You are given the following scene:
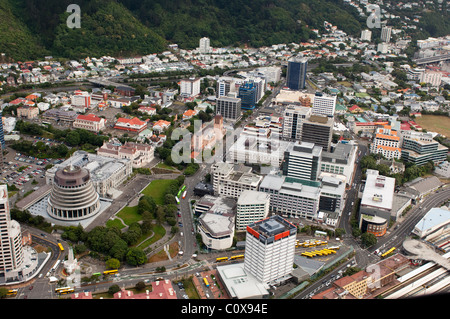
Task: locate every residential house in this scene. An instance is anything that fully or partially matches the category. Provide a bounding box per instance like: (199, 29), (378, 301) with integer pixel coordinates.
(152, 120), (171, 132)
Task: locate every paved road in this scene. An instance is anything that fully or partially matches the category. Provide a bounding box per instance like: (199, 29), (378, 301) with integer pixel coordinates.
(370, 185), (450, 255)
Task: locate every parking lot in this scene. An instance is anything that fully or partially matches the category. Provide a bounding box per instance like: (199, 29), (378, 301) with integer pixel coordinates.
(2, 146), (64, 200)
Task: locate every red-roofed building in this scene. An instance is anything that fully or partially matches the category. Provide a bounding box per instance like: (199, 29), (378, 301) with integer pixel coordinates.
(152, 120), (171, 132)
(73, 114), (107, 132)
(114, 117), (148, 133)
(71, 280), (177, 300)
(113, 280), (177, 299)
(400, 122), (411, 131)
(182, 109), (198, 120)
(8, 98), (28, 106)
(348, 105), (363, 113)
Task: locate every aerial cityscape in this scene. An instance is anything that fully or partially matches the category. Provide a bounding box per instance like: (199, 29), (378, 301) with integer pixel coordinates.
(0, 0), (450, 308)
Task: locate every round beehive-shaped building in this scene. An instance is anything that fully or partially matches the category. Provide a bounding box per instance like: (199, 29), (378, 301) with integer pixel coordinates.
(47, 165), (100, 221)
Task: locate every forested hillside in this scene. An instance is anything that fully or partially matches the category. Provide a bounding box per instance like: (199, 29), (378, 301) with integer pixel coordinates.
(0, 0), (48, 60)
(1, 0), (449, 60)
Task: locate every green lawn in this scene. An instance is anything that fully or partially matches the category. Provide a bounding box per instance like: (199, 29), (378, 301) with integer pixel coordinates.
(106, 218), (126, 229)
(155, 162), (177, 170)
(141, 179), (175, 205)
(136, 224), (166, 249)
(116, 206), (141, 226)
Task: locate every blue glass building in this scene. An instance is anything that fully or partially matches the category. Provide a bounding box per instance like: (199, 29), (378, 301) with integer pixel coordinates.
(238, 82), (257, 110)
(0, 112), (5, 149)
(286, 58), (308, 90)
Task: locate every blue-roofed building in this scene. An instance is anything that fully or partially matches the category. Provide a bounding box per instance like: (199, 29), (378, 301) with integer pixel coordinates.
(412, 207), (450, 247)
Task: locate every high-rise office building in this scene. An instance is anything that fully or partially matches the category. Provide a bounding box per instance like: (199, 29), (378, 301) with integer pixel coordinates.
(286, 57), (308, 90)
(216, 78), (232, 98)
(312, 92), (336, 117)
(259, 175), (321, 220)
(238, 82), (257, 110)
(180, 77), (201, 97)
(282, 141), (322, 182)
(216, 95), (241, 120)
(244, 215), (297, 284)
(301, 114), (334, 152)
(361, 29), (372, 42)
(198, 37), (211, 54)
(282, 105), (311, 141)
(0, 184), (24, 280)
(0, 111), (5, 149)
(401, 131), (448, 166)
(236, 190), (270, 231)
(381, 26), (392, 43)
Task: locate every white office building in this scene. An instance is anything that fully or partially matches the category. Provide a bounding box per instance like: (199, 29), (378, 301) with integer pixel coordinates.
(312, 93), (336, 117)
(420, 71), (442, 87)
(198, 211), (235, 250)
(259, 174), (321, 220)
(198, 37), (211, 54)
(361, 29), (372, 41)
(229, 135), (292, 167)
(180, 77), (201, 97)
(359, 170), (396, 237)
(381, 26), (392, 43)
(282, 141), (322, 181)
(0, 185), (24, 281)
(211, 163), (263, 199)
(281, 105), (311, 141)
(236, 190), (270, 231)
(320, 142), (358, 185)
(244, 215), (297, 285)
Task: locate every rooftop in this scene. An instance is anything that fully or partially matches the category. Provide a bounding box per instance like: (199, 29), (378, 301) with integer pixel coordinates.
(414, 207), (450, 234)
(361, 170), (395, 211)
(237, 190), (270, 206)
(216, 263), (269, 299)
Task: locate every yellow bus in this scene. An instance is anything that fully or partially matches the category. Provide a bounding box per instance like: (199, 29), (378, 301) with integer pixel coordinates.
(229, 254), (244, 260)
(7, 289), (18, 296)
(216, 257), (229, 263)
(381, 247), (396, 258)
(55, 286), (71, 293)
(58, 243), (64, 251)
(59, 288), (74, 294)
(301, 252), (314, 258)
(319, 250), (330, 256)
(103, 269), (118, 275)
(203, 278), (210, 287)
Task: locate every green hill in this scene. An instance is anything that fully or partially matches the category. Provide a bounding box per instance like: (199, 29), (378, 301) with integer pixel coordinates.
(0, 0), (48, 61)
(122, 0), (364, 49)
(1, 0), (449, 61)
